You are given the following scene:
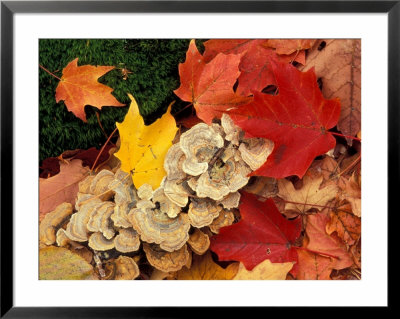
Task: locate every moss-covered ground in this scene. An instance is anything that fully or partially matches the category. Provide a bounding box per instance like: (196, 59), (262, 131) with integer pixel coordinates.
(39, 39), (205, 162)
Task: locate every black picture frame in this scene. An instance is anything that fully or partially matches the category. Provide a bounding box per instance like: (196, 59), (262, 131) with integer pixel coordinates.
(1, 0), (395, 317)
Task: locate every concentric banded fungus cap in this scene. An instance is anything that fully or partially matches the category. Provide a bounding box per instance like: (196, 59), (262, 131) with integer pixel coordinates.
(209, 209), (235, 234)
(143, 243), (189, 272)
(217, 191), (241, 209)
(152, 187), (181, 218)
(162, 178), (190, 208)
(114, 256), (140, 280)
(239, 137), (274, 171)
(129, 205), (190, 252)
(86, 202), (116, 240)
(56, 228), (70, 247)
(114, 228), (140, 253)
(137, 183), (154, 201)
(78, 175), (95, 194)
(75, 193), (96, 210)
(108, 169), (138, 205)
(88, 232), (115, 251)
(221, 113), (242, 146)
(64, 197), (103, 242)
(163, 143), (186, 182)
(180, 123), (224, 176)
(195, 159), (251, 200)
(89, 169), (115, 200)
(187, 229), (210, 255)
(111, 202), (134, 228)
(188, 199), (222, 228)
(39, 202), (73, 245)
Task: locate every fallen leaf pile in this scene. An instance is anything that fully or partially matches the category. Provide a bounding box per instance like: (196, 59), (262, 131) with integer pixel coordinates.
(39, 38), (361, 280)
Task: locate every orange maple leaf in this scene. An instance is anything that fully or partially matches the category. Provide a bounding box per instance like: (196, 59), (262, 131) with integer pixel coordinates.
(55, 58), (125, 122)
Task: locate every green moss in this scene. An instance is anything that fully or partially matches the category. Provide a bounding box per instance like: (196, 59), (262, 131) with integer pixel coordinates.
(39, 39), (203, 162)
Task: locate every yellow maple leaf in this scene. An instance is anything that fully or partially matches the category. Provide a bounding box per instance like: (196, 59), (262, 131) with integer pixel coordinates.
(175, 251), (239, 280)
(234, 259), (294, 280)
(115, 94), (178, 189)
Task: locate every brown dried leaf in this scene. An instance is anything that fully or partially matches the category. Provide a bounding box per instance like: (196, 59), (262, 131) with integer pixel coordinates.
(40, 159), (90, 221)
(300, 39), (361, 144)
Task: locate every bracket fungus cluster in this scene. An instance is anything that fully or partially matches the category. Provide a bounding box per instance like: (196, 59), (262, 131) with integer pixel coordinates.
(39, 114), (274, 279)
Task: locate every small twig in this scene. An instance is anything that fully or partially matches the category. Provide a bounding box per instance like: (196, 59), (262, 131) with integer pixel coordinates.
(39, 64), (62, 81)
(171, 103), (193, 117)
(96, 111), (109, 139)
(333, 154), (361, 179)
(90, 127), (118, 173)
(330, 131), (361, 142)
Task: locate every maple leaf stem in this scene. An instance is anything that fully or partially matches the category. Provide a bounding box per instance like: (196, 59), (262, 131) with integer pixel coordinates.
(293, 246), (339, 259)
(330, 131), (361, 142)
(39, 64), (62, 81)
(334, 153), (361, 178)
(96, 111), (109, 139)
(90, 127), (118, 173)
(171, 103), (193, 117)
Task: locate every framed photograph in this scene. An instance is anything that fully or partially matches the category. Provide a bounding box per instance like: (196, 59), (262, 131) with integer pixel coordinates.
(1, 0), (395, 316)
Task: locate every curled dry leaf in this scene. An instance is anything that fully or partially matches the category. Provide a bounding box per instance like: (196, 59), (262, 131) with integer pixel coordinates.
(39, 159), (90, 221)
(300, 40), (361, 145)
(234, 259), (295, 280)
(305, 211), (354, 271)
(174, 251), (239, 280)
(326, 207), (361, 246)
(277, 175), (339, 215)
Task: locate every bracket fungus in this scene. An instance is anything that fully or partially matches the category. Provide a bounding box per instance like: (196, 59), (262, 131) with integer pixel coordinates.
(111, 202), (134, 228)
(114, 256), (140, 280)
(188, 199), (222, 228)
(88, 232), (115, 251)
(39, 202), (73, 245)
(89, 169), (115, 200)
(137, 183), (154, 201)
(209, 209), (235, 234)
(164, 143), (186, 182)
(180, 123), (224, 176)
(143, 243), (189, 272)
(129, 203), (190, 252)
(221, 113), (242, 146)
(152, 187), (181, 218)
(239, 137), (274, 171)
(86, 201), (116, 240)
(162, 178), (190, 208)
(114, 228), (140, 253)
(64, 197), (103, 242)
(187, 229), (210, 255)
(108, 169), (138, 205)
(217, 191), (241, 209)
(195, 158), (251, 200)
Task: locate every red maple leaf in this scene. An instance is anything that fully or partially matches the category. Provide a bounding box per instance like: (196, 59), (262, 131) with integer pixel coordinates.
(203, 39), (305, 96)
(174, 40), (252, 124)
(228, 59), (341, 179)
(210, 192), (302, 270)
